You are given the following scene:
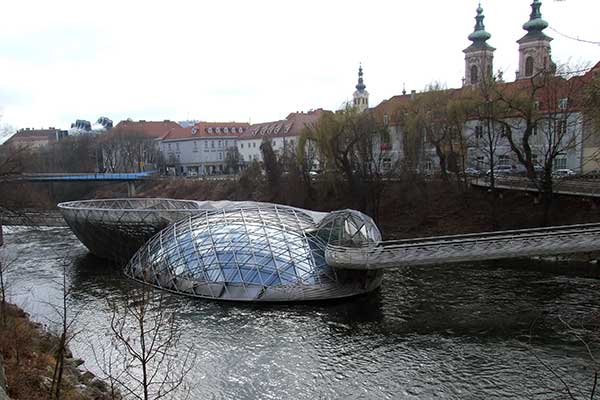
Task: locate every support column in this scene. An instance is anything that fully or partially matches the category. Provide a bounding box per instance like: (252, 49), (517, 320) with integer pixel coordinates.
(127, 181), (137, 197)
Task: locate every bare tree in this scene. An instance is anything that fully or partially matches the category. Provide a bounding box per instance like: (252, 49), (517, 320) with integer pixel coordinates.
(102, 284), (193, 400)
(45, 257), (82, 400)
(299, 104), (389, 219)
(493, 63), (598, 224)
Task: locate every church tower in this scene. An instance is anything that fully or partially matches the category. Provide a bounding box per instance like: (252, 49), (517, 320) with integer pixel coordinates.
(516, 0), (554, 80)
(353, 65), (369, 112)
(463, 3), (495, 86)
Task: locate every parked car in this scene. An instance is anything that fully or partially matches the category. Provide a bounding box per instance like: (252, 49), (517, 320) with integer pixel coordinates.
(552, 168), (576, 179)
(583, 169), (600, 178)
(486, 165), (514, 176)
(463, 167), (481, 177)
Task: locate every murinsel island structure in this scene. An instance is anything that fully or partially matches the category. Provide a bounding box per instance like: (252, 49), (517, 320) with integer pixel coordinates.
(59, 199), (600, 302)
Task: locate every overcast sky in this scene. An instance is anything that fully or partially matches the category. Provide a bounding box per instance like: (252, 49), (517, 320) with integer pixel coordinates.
(0, 0), (598, 133)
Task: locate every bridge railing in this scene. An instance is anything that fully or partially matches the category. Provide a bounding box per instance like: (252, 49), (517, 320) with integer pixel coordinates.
(325, 223), (600, 270)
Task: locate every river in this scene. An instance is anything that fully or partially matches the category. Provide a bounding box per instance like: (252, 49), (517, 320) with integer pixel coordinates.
(1, 225), (599, 399)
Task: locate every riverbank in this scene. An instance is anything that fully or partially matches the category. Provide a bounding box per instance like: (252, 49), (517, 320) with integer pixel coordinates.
(0, 302), (116, 400)
(4, 177), (600, 238)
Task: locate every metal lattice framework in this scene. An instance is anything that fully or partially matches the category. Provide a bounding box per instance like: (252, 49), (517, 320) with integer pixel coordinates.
(326, 223), (600, 269)
(58, 198), (206, 262)
(124, 204), (383, 301)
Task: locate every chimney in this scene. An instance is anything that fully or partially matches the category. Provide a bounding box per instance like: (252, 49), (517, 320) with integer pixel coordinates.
(410, 90), (416, 100)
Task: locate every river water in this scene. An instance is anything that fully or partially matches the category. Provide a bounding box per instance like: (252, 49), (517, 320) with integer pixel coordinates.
(1, 225), (599, 399)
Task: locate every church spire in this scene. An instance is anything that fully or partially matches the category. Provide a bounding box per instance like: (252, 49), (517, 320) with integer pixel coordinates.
(463, 3), (495, 86)
(355, 64), (366, 92)
(468, 3), (492, 45)
(352, 64), (369, 112)
(522, 0), (549, 33)
(516, 0), (553, 79)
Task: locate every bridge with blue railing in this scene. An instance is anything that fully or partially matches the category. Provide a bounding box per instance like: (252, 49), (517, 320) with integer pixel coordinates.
(3, 171), (158, 196)
(18, 171), (157, 182)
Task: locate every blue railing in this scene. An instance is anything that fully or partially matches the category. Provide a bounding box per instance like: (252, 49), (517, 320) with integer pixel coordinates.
(22, 171), (158, 181)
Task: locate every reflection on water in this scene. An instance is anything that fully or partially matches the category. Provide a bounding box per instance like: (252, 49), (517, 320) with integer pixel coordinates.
(1, 226), (599, 399)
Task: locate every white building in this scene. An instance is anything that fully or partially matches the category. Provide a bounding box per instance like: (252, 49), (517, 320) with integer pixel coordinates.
(237, 109), (325, 165)
(160, 122), (249, 175)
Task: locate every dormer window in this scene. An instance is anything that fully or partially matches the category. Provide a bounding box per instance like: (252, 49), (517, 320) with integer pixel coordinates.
(215, 127), (221, 134)
(238, 127), (244, 134)
(192, 127), (198, 135)
(207, 127), (213, 134)
(559, 98), (568, 110)
(223, 127), (229, 134)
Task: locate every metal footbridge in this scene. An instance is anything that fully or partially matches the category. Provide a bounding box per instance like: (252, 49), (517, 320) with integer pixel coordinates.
(326, 223), (600, 269)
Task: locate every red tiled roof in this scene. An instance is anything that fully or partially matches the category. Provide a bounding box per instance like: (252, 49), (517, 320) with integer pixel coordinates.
(4, 128), (64, 146)
(239, 109), (326, 140)
(372, 61), (600, 123)
(162, 122), (250, 140)
(113, 120), (182, 139)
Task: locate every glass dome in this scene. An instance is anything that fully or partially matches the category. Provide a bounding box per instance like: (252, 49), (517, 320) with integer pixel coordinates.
(125, 204), (383, 301)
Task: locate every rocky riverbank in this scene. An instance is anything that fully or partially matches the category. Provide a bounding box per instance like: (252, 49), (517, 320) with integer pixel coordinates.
(0, 303), (117, 400)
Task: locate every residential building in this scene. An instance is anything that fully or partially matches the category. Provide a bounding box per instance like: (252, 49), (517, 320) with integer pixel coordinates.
(237, 109), (324, 166)
(3, 127), (68, 149)
(160, 122), (250, 175)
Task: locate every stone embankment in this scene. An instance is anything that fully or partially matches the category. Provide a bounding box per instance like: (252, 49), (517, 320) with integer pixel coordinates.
(0, 354), (7, 400)
(0, 304), (118, 400)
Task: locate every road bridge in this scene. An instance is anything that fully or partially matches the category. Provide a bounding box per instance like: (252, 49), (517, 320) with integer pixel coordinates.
(326, 223), (600, 269)
(4, 171), (157, 196)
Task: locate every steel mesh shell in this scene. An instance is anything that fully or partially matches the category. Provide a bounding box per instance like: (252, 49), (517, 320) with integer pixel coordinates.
(58, 198), (205, 262)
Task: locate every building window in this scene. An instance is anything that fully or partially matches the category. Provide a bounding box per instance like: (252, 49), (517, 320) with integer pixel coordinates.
(241, 143), (244, 149)
(383, 114), (389, 126)
(559, 98), (569, 110)
(475, 125), (483, 139)
(499, 155), (510, 166)
(211, 141), (214, 148)
(383, 158), (392, 171)
(219, 152), (223, 160)
(476, 156), (485, 169)
(205, 140), (208, 148)
(253, 142), (256, 148)
(470, 65), (478, 84)
(555, 154), (567, 169)
(525, 56), (534, 77)
(499, 124), (507, 137)
(218, 140), (222, 147)
(557, 119), (567, 135)
(168, 143), (171, 150)
(193, 141), (198, 152)
(176, 143), (180, 151)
